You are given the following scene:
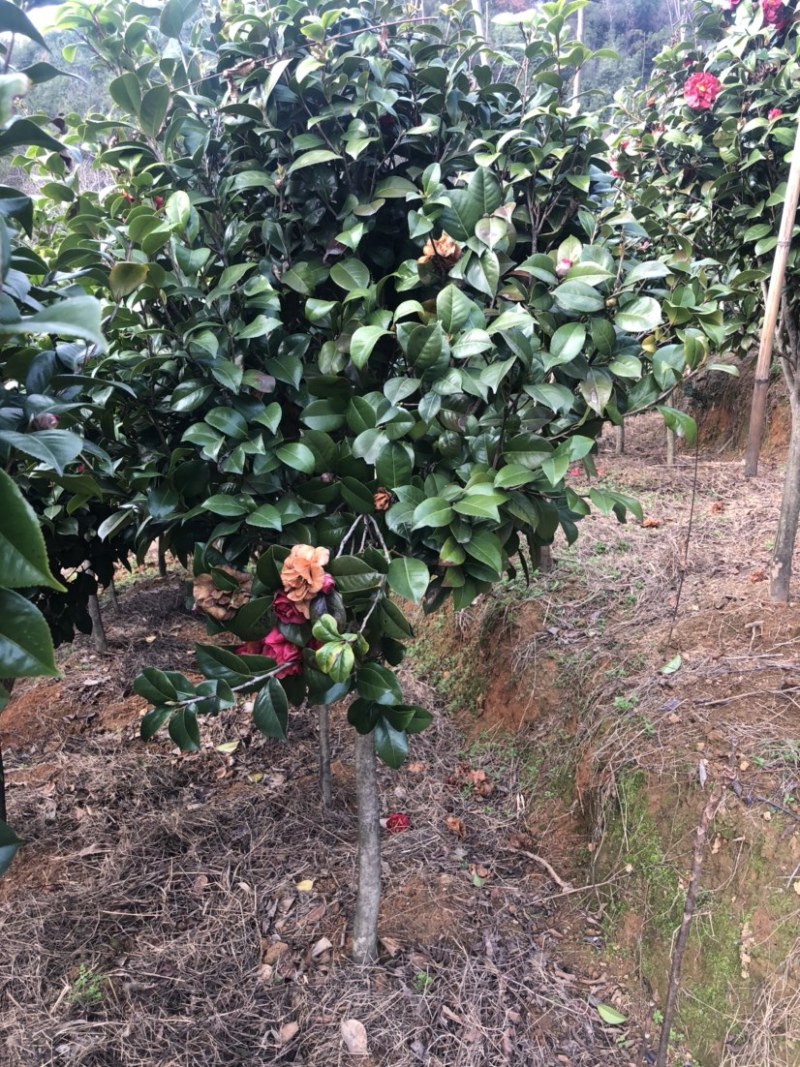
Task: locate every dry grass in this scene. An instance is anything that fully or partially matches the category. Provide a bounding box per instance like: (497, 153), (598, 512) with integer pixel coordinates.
(0, 670), (637, 1067)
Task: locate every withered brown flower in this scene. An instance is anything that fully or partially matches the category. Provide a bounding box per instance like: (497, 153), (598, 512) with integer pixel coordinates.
(373, 488), (393, 512)
(193, 566), (252, 622)
(280, 544), (332, 617)
(417, 232), (462, 269)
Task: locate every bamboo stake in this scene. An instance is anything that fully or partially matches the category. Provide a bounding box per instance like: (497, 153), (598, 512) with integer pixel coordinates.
(744, 116), (800, 477)
(572, 3), (585, 113)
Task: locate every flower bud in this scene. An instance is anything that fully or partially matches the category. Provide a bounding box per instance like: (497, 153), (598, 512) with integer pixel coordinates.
(555, 258), (573, 278)
(33, 413), (59, 430)
(308, 594), (329, 621)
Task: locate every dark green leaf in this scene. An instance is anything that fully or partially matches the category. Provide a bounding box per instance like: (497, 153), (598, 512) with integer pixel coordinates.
(387, 557), (429, 603)
(169, 708), (201, 751)
(0, 589), (58, 679)
(374, 717), (408, 768)
(252, 678), (289, 738)
(0, 818), (22, 878)
(356, 663), (402, 706)
(0, 469), (64, 590)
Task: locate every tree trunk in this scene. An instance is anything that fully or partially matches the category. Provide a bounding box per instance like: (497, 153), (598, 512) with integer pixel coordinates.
(0, 678), (16, 823)
(571, 4), (584, 112)
(352, 730), (381, 965)
(87, 594), (108, 653)
(666, 427), (675, 467)
(615, 422), (625, 455)
(0, 732), (6, 822)
(539, 545), (554, 574)
(318, 704), (332, 812)
(745, 116), (800, 477)
(770, 376), (800, 602)
(107, 577), (120, 615)
(157, 537), (168, 578)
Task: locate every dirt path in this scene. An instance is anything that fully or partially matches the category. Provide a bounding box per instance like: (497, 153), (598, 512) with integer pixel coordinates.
(2, 417), (800, 1066)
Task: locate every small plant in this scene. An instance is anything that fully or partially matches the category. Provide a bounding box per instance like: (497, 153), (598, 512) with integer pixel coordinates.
(414, 971), (434, 994)
(68, 964), (106, 1006)
(613, 694), (639, 713)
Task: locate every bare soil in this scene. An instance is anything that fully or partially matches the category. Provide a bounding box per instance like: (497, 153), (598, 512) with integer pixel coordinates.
(2, 414), (800, 1066)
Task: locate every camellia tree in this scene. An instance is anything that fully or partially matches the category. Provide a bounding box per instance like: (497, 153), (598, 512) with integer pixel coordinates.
(51, 0), (723, 959)
(610, 0), (800, 599)
(0, 1), (111, 871)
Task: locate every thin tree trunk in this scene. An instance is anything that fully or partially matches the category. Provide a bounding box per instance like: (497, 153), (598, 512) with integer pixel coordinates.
(0, 678), (16, 824)
(352, 730), (381, 965)
(318, 704), (332, 811)
(0, 732), (6, 822)
(572, 4), (585, 113)
(87, 594), (108, 653)
(615, 422), (625, 455)
(157, 537), (168, 578)
(539, 545), (554, 573)
(107, 577), (120, 615)
(770, 376), (800, 602)
(745, 116), (800, 477)
(655, 793), (720, 1067)
(666, 427), (675, 466)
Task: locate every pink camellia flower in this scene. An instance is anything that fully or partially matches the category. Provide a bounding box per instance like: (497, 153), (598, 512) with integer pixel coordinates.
(321, 574), (335, 594)
(555, 258), (573, 277)
(762, 0), (786, 26)
(727, 0), (743, 7)
(33, 413), (60, 430)
(272, 591), (306, 626)
(768, 107), (783, 120)
(261, 627), (303, 678)
(684, 72), (722, 111)
(385, 813), (410, 833)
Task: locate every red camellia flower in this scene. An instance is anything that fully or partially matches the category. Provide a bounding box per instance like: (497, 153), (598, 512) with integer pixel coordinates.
(684, 72), (722, 111)
(727, 0), (743, 7)
(768, 108), (783, 120)
(385, 813), (410, 833)
(261, 628), (303, 678)
(235, 640), (263, 656)
(272, 591), (306, 625)
(321, 573), (336, 594)
(762, 0), (786, 26)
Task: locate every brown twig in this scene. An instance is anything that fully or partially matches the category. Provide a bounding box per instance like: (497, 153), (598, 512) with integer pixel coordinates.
(666, 433), (700, 647)
(695, 685), (800, 708)
(655, 790), (721, 1067)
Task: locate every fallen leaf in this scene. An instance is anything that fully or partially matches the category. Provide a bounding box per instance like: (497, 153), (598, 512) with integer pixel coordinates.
(311, 936), (333, 958)
(660, 654), (682, 675)
(748, 567), (768, 583)
(296, 879), (315, 892)
(300, 902), (327, 927)
(441, 1005), (464, 1025)
(215, 740), (239, 754)
(710, 501), (725, 514)
(445, 816), (466, 838)
(263, 941), (289, 965)
(379, 935), (402, 957)
(793, 881), (800, 896)
(596, 1003), (627, 1026)
(641, 517), (661, 529)
(279, 1021), (299, 1044)
(145, 634), (157, 643)
(407, 761), (427, 774)
(248, 772), (264, 783)
(341, 1018), (368, 1056)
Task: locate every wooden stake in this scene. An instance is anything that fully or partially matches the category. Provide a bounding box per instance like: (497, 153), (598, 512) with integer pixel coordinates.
(744, 116), (800, 477)
(655, 791), (721, 1067)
